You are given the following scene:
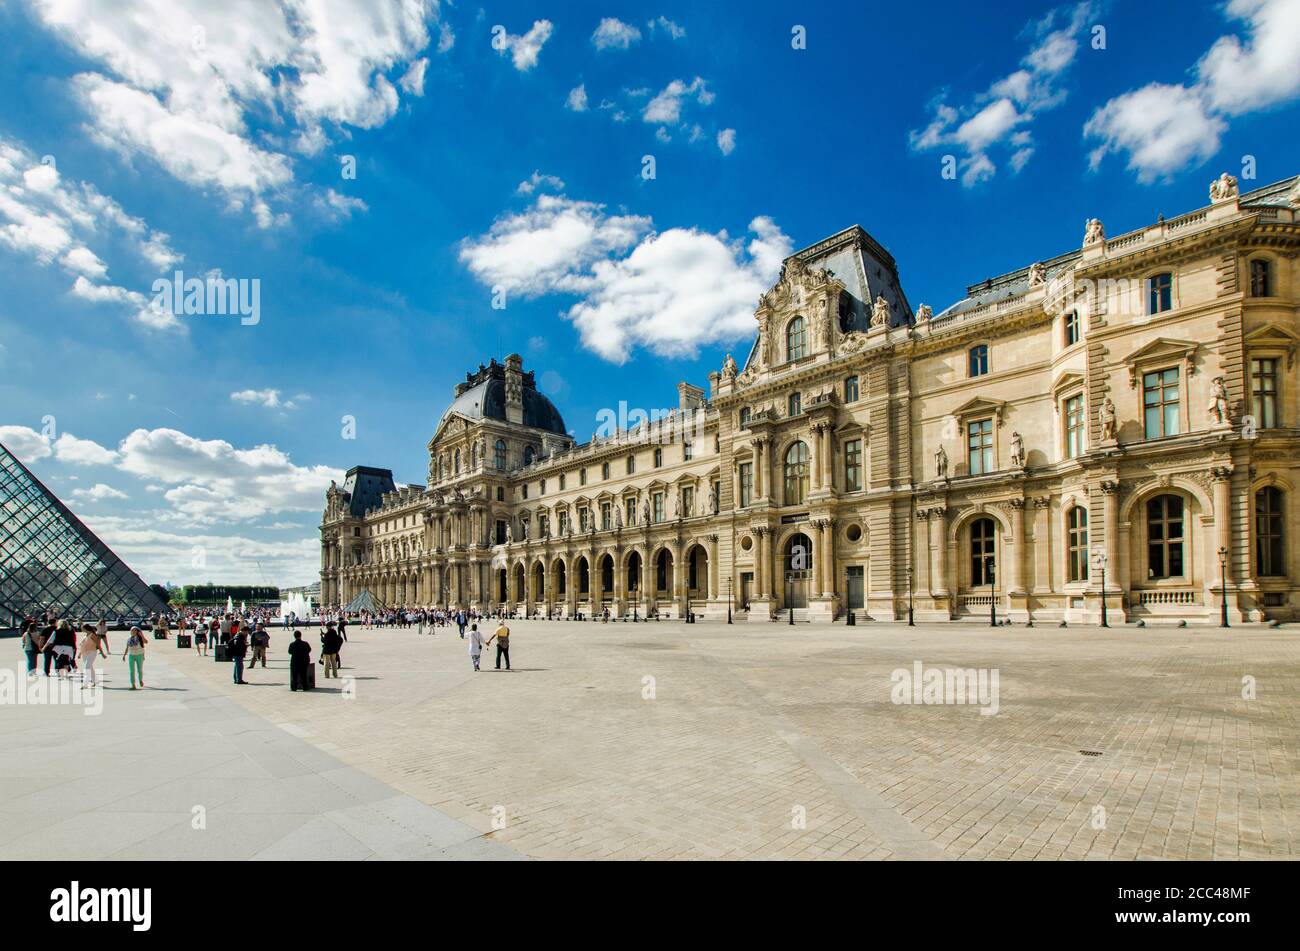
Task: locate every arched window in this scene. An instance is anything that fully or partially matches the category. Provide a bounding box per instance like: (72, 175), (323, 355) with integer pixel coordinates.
(1250, 258), (1272, 298)
(971, 517), (996, 587)
(494, 440), (507, 470)
(1256, 487), (1285, 576)
(656, 550), (670, 592)
(784, 441), (810, 505)
(1146, 495), (1185, 579)
(1067, 506), (1089, 582)
(787, 316), (808, 362)
(523, 445), (535, 467)
(969, 345), (989, 377)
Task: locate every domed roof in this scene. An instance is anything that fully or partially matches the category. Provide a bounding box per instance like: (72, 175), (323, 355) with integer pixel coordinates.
(440, 359), (567, 435)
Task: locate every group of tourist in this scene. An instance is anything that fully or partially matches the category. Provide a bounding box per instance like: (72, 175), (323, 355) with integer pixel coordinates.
(17, 612), (150, 689)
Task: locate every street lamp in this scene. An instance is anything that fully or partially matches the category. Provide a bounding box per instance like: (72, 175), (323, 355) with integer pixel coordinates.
(1218, 546), (1230, 628)
(727, 577), (733, 624)
(907, 564), (915, 627)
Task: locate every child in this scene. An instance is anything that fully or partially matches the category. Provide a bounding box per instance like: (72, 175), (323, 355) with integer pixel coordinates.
(467, 623), (484, 671)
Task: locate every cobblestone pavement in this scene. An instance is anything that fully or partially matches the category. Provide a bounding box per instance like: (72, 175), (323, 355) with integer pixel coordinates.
(10, 620), (1297, 860)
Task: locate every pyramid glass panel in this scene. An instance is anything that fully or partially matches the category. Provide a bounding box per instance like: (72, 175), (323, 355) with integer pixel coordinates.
(0, 441), (167, 629)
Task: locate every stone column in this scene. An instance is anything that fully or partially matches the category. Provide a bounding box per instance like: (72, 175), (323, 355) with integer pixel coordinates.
(822, 426), (833, 490)
(812, 520), (825, 595)
(1100, 481), (1119, 588)
(708, 534), (720, 600)
(752, 439), (766, 500)
(1212, 466), (1234, 585)
(754, 528), (767, 599)
(822, 518), (835, 597)
(810, 426), (823, 490)
(932, 508), (949, 596)
(769, 529), (781, 600)
(1008, 498), (1026, 595)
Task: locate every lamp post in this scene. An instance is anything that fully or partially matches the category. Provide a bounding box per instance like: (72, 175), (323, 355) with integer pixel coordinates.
(631, 573), (639, 623)
(989, 577), (997, 627)
(727, 577), (733, 624)
(907, 564), (915, 627)
(1218, 546), (1230, 628)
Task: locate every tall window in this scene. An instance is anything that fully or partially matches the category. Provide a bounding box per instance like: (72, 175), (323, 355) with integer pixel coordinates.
(625, 497), (637, 525)
(739, 462), (753, 507)
(1143, 369), (1180, 438)
(494, 440), (507, 470)
(739, 407), (751, 427)
(788, 392), (801, 417)
(969, 345), (989, 377)
(454, 449), (460, 474)
(1251, 357), (1278, 429)
(626, 455), (636, 475)
(653, 447), (663, 468)
(1256, 487), (1285, 576)
(1067, 506), (1089, 582)
(683, 441), (694, 462)
(1064, 311), (1080, 347)
(601, 461), (610, 480)
(523, 445), (535, 466)
(579, 469), (587, 486)
(1147, 495), (1185, 579)
(787, 316), (808, 361)
(1065, 394), (1085, 458)
(967, 419), (994, 474)
(1147, 272), (1172, 314)
(652, 492), (665, 523)
(971, 518), (996, 587)
(844, 439), (862, 491)
(601, 502), (612, 531)
(1250, 258), (1272, 298)
(682, 486), (694, 515)
(784, 441), (810, 505)
(844, 375), (860, 402)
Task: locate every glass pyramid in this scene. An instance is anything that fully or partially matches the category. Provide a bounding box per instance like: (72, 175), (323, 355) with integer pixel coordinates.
(0, 440), (167, 629)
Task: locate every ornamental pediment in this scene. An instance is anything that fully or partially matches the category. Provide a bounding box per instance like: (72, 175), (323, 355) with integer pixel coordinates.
(1122, 337), (1199, 387)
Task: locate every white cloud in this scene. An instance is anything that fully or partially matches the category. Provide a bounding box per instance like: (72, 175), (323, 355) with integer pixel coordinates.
(643, 77), (713, 125)
(717, 128), (737, 155)
(73, 483), (129, 501)
(54, 433), (118, 465)
(648, 16), (686, 39)
(399, 57), (429, 96)
(30, 0), (443, 224)
(437, 22), (455, 54)
(496, 20), (554, 71)
(231, 389), (284, 408)
(115, 427), (343, 523)
(461, 195), (791, 363)
(1084, 83), (1226, 183)
(314, 187), (369, 221)
(1085, 0), (1300, 181)
(566, 83), (589, 112)
(909, 1), (1096, 185)
(0, 425), (53, 463)
(515, 171), (566, 195)
(592, 17), (641, 50)
(459, 194), (651, 296)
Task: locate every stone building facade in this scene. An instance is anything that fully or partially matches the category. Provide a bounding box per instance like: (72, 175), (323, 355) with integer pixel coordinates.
(322, 172), (1300, 624)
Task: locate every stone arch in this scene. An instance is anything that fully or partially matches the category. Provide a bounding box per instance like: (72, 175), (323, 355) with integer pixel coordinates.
(683, 542), (709, 598)
(574, 555), (591, 599)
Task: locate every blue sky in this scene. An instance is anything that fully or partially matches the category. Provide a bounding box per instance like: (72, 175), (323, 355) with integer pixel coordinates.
(1, 0), (1298, 586)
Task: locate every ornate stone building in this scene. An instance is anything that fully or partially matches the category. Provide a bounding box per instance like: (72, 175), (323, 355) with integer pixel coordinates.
(322, 172), (1300, 624)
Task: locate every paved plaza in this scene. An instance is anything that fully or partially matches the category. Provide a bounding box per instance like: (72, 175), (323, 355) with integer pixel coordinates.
(2, 619), (1296, 860)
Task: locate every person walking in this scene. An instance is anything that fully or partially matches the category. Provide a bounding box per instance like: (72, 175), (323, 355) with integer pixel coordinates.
(38, 616), (57, 676)
(338, 614), (348, 642)
(456, 609), (467, 639)
(288, 631), (312, 690)
(78, 623), (108, 687)
(486, 619), (511, 671)
(19, 618), (40, 678)
(249, 624), (269, 669)
(467, 622), (484, 671)
(228, 626), (249, 684)
(194, 617), (208, 656)
(122, 627), (148, 689)
(48, 620), (78, 679)
(320, 623), (343, 679)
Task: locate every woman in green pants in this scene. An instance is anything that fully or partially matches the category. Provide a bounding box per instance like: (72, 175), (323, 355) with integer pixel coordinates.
(122, 626), (149, 689)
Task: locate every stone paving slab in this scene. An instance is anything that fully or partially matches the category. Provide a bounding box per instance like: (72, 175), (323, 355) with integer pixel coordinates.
(4, 619), (1296, 860)
(0, 650), (521, 861)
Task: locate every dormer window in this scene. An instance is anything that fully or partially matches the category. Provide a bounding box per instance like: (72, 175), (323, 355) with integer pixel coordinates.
(787, 316), (808, 361)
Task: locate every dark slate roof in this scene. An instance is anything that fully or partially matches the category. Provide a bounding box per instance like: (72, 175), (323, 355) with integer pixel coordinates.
(1241, 174), (1299, 207)
(342, 466), (396, 518)
(440, 359), (567, 435)
(792, 224), (913, 333)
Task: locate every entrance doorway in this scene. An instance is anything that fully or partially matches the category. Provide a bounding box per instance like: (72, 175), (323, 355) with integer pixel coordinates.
(846, 566), (864, 609)
(784, 532), (812, 609)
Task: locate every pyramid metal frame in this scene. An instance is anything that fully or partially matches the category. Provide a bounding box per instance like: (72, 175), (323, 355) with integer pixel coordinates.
(0, 440), (167, 629)
(343, 588), (385, 614)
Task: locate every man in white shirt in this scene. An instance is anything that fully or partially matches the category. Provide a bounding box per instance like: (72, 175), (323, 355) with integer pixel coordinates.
(467, 623), (484, 671)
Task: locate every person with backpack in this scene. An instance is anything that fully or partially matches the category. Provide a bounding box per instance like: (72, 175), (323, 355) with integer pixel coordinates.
(228, 626), (249, 684)
(485, 619), (511, 671)
(122, 627), (149, 689)
(320, 623), (343, 679)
